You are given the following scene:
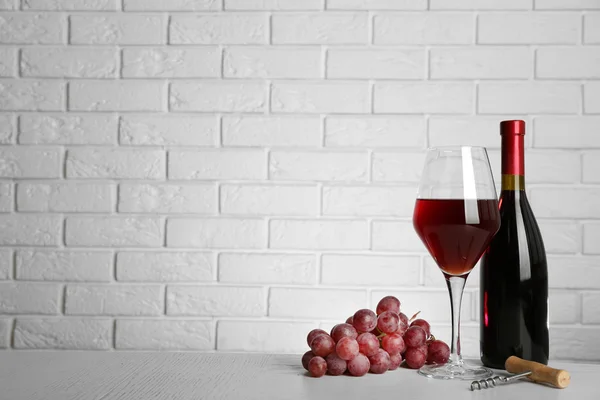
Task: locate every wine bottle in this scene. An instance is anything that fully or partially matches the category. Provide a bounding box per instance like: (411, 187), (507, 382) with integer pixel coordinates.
(480, 120), (549, 369)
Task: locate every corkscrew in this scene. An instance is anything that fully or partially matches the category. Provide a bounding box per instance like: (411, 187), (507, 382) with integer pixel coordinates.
(470, 356), (570, 391)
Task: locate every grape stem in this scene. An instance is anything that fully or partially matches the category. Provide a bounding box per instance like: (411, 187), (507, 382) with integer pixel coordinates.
(409, 311), (421, 323)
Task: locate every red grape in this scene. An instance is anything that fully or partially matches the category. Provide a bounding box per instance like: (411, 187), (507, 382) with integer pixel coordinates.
(405, 346), (427, 369)
(377, 311), (400, 334)
(395, 320), (409, 336)
(388, 352), (403, 370)
(310, 334), (335, 357)
(301, 350), (315, 371)
(381, 332), (405, 355)
(403, 326), (426, 348)
(398, 312), (409, 327)
(376, 296), (401, 315)
(427, 340), (450, 365)
(331, 323), (358, 343)
(336, 337), (359, 361)
(347, 354), (370, 377)
(352, 309), (377, 333)
(326, 353), (347, 376)
(356, 332), (379, 357)
(308, 356), (327, 377)
(410, 319), (431, 338)
(307, 329), (328, 347)
(368, 349), (391, 374)
(346, 316), (354, 325)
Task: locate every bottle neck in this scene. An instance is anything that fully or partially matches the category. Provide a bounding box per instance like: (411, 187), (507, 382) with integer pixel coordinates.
(501, 133), (525, 191)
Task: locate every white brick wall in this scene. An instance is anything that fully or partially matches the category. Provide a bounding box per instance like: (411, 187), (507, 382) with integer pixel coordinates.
(0, 1), (598, 361)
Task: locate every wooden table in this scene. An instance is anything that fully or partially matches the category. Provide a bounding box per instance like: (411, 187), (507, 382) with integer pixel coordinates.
(0, 352), (596, 399)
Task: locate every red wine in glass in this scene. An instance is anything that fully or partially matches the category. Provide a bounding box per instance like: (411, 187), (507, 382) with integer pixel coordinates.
(413, 199), (500, 277)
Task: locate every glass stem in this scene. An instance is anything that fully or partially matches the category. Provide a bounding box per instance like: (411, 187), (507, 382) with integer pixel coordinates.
(446, 276), (466, 365)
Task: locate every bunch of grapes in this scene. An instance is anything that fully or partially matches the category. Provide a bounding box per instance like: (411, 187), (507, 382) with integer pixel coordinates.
(301, 295), (450, 378)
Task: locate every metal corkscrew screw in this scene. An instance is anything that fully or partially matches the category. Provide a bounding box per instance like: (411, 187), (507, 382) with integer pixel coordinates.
(470, 371), (532, 391)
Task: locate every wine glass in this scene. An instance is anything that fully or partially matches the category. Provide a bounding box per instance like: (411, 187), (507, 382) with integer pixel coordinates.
(413, 146), (500, 380)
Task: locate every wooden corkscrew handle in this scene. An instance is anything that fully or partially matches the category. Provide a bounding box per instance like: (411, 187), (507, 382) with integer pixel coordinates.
(505, 356), (571, 389)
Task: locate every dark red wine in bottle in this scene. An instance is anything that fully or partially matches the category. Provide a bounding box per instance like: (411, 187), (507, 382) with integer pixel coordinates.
(480, 120), (549, 369)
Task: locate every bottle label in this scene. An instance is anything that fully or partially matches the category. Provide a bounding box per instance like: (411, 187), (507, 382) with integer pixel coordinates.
(501, 174), (525, 191)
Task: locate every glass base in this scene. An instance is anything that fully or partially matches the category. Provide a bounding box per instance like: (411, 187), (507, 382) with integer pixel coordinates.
(418, 361), (493, 381)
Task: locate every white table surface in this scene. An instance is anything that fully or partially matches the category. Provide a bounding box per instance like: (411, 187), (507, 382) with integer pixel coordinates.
(0, 352), (596, 400)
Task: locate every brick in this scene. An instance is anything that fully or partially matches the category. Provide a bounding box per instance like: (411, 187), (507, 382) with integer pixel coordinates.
(14, 318), (112, 349)
(584, 224), (600, 254)
(534, 117), (600, 148)
(16, 250), (113, 282)
(585, 13), (600, 43)
(536, 0), (600, 9)
(66, 148), (165, 179)
(222, 116), (321, 147)
(537, 48), (600, 79)
(270, 219), (368, 250)
(125, 0), (220, 10)
(583, 293), (600, 323)
(17, 183), (113, 212)
(550, 291), (579, 324)
(117, 320), (214, 350)
(270, 151), (368, 182)
(219, 253), (316, 285)
(70, 15), (164, 45)
(69, 81), (164, 112)
(120, 115), (216, 146)
(0, 114), (15, 143)
(525, 151), (581, 183)
(226, 0), (321, 9)
(0, 81), (64, 111)
(374, 83), (473, 114)
(123, 47), (220, 78)
(585, 82), (600, 113)
(0, 318), (8, 348)
(431, 47), (530, 79)
(0, 215), (60, 246)
(170, 14), (267, 44)
(374, 13), (473, 44)
(0, 147), (61, 178)
(323, 186), (415, 217)
(327, 49), (424, 79)
(167, 218), (266, 249)
(378, 290), (473, 323)
(221, 184), (318, 216)
(225, 47), (320, 79)
(430, 0), (530, 9)
(550, 327), (600, 361)
(272, 82), (369, 114)
(0, 250), (10, 279)
(66, 284), (163, 316)
(169, 149), (266, 180)
(170, 81), (266, 112)
(0, 182), (13, 211)
(584, 152), (600, 182)
(328, 0), (426, 9)
(66, 217), (164, 247)
(372, 152), (425, 183)
(429, 117), (526, 148)
(21, 47), (117, 78)
(0, 0), (16, 9)
(20, 114), (117, 145)
(478, 13), (579, 44)
(0, 47), (16, 77)
(0, 13), (63, 44)
(322, 255), (420, 287)
(548, 256), (600, 289)
(372, 221), (424, 251)
(424, 257), (479, 288)
(24, 0), (117, 9)
(325, 117), (425, 148)
(538, 221), (580, 254)
(119, 184), (216, 214)
(218, 321), (313, 353)
(270, 288), (367, 319)
(167, 285), (265, 316)
(0, 282), (60, 314)
(117, 252), (213, 282)
(531, 188), (600, 219)
(479, 83), (580, 114)
(273, 13), (367, 44)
